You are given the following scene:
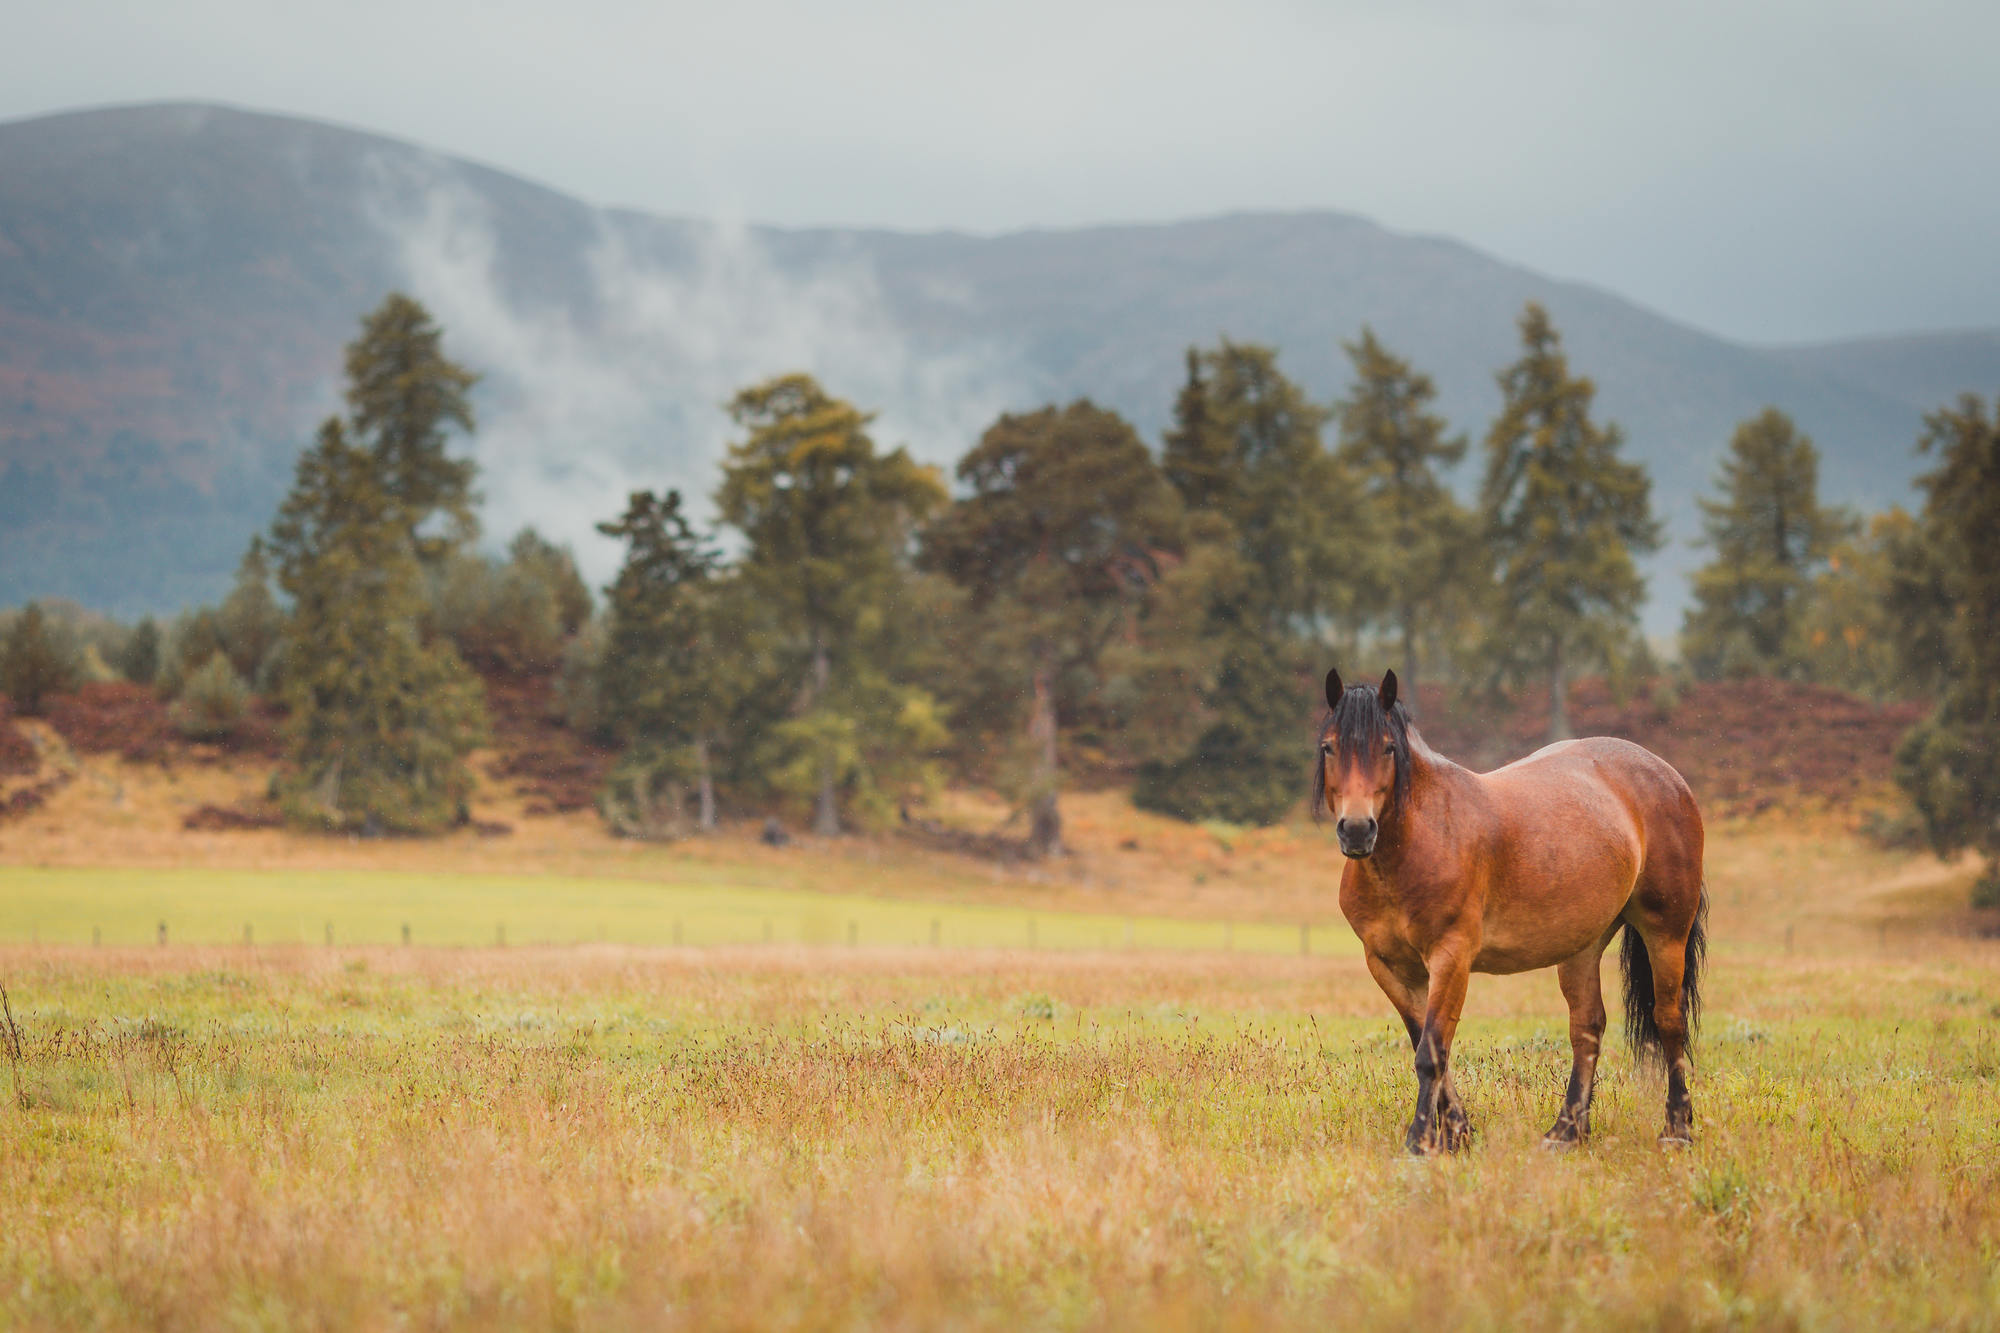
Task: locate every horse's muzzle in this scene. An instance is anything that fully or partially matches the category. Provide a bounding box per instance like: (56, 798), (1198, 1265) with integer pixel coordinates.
(1336, 817), (1378, 859)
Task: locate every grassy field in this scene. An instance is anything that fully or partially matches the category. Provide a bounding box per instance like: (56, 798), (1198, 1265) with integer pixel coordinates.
(4, 747), (1999, 1328)
(1, 942), (1997, 1330)
(0, 865), (1341, 955)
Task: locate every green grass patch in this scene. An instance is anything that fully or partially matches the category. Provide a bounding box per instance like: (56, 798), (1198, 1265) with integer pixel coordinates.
(0, 865), (1349, 955)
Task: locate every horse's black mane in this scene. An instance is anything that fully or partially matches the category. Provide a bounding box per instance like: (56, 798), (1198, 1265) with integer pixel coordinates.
(1311, 684), (1413, 820)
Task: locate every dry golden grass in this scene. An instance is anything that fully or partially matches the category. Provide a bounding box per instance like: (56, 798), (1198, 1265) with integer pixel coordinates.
(2, 943), (1997, 1331)
(5, 746), (2000, 1328)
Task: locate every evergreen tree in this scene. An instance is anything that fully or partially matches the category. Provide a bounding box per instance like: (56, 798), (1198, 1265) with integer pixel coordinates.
(117, 616), (162, 686)
(922, 401), (1181, 856)
(1481, 304), (1661, 741)
(268, 419), (487, 833)
(1334, 328), (1476, 707)
(595, 489), (729, 837)
(1, 603), (79, 716)
(507, 528), (592, 634)
(430, 536), (574, 675)
(1893, 395), (2000, 904)
(1129, 543), (1306, 825)
(1793, 510), (1935, 698)
(172, 653), (249, 742)
(1162, 340), (1347, 628)
(1161, 349), (1232, 511)
(1141, 341), (1350, 824)
(158, 607), (227, 699)
(343, 293), (480, 558)
(716, 374), (947, 835)
(1681, 409), (1851, 678)
(217, 537), (287, 684)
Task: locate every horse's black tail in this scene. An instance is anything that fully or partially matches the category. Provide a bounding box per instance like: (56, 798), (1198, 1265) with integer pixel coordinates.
(1620, 886), (1707, 1063)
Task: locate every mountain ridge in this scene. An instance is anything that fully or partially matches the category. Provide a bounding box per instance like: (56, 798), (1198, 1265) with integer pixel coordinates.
(3, 101), (1997, 629)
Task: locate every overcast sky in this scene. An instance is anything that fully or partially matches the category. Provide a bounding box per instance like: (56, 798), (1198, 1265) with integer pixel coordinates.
(6, 0), (1997, 344)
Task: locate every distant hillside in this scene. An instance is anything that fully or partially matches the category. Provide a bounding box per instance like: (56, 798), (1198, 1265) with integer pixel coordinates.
(2, 102), (1994, 627)
(1767, 329), (2000, 424)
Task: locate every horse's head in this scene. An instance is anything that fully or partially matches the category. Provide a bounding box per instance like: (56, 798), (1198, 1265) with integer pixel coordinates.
(1314, 668), (1411, 859)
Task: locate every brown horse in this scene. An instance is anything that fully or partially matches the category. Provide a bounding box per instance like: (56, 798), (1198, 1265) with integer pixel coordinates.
(1316, 668), (1707, 1154)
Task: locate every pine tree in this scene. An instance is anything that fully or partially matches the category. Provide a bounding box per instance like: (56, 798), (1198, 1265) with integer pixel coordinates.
(1794, 510), (1941, 698)
(922, 401), (1181, 855)
(1142, 341), (1351, 825)
(217, 537), (286, 684)
(172, 653), (249, 741)
(1, 603), (79, 716)
(257, 293), (489, 832)
(1334, 328), (1476, 708)
(1681, 409), (1851, 679)
(1163, 340), (1347, 628)
(1892, 395), (2000, 905)
(595, 489), (729, 837)
(343, 293), (480, 558)
(716, 374), (947, 835)
(268, 419), (487, 833)
(506, 528), (592, 635)
(157, 608), (227, 699)
(429, 531), (583, 676)
(1129, 546), (1306, 825)
(1161, 349), (1232, 512)
(1481, 304), (1661, 741)
(117, 616), (162, 686)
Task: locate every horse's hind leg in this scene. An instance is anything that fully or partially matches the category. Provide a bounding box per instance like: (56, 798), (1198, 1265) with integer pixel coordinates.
(1641, 927), (1696, 1144)
(1543, 929), (1616, 1146)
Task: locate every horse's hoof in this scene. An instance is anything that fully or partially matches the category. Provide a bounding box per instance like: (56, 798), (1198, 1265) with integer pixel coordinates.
(1658, 1131), (1693, 1149)
(1542, 1112), (1587, 1147)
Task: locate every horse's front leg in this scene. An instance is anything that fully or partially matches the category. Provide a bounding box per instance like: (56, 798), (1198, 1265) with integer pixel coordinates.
(1364, 950), (1471, 1146)
(1408, 941), (1474, 1156)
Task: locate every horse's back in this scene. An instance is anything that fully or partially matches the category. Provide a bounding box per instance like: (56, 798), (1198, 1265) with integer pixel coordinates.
(1461, 737), (1702, 972)
(1485, 736), (1695, 830)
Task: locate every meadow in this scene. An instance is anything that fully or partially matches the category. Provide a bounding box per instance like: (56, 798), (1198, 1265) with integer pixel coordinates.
(0, 865), (1334, 956)
(2, 938), (1997, 1331)
(3, 756), (1999, 1328)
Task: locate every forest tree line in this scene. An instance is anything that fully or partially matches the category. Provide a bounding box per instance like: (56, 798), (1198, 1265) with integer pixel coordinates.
(4, 293), (1997, 895)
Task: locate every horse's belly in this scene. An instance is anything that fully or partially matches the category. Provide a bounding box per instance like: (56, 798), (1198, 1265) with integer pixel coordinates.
(1472, 891), (1622, 974)
(1469, 789), (1644, 973)
(1470, 929), (1598, 975)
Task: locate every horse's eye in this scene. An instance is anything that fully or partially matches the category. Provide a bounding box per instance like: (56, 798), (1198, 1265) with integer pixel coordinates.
(1319, 742), (1333, 755)
(1384, 742), (1396, 755)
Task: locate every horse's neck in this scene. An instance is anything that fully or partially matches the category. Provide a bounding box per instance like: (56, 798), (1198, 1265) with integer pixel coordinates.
(1375, 741), (1472, 875)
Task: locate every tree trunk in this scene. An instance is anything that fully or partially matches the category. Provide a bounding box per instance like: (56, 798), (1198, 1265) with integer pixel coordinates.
(1548, 636), (1572, 743)
(811, 637), (840, 837)
(1026, 648), (1062, 858)
(695, 735), (716, 833)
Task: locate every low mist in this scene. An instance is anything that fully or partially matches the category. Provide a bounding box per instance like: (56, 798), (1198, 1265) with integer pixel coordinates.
(371, 164), (1029, 580)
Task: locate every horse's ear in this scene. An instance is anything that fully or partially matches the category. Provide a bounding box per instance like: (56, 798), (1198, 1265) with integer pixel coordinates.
(1379, 669), (1398, 712)
(1324, 668), (1343, 711)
